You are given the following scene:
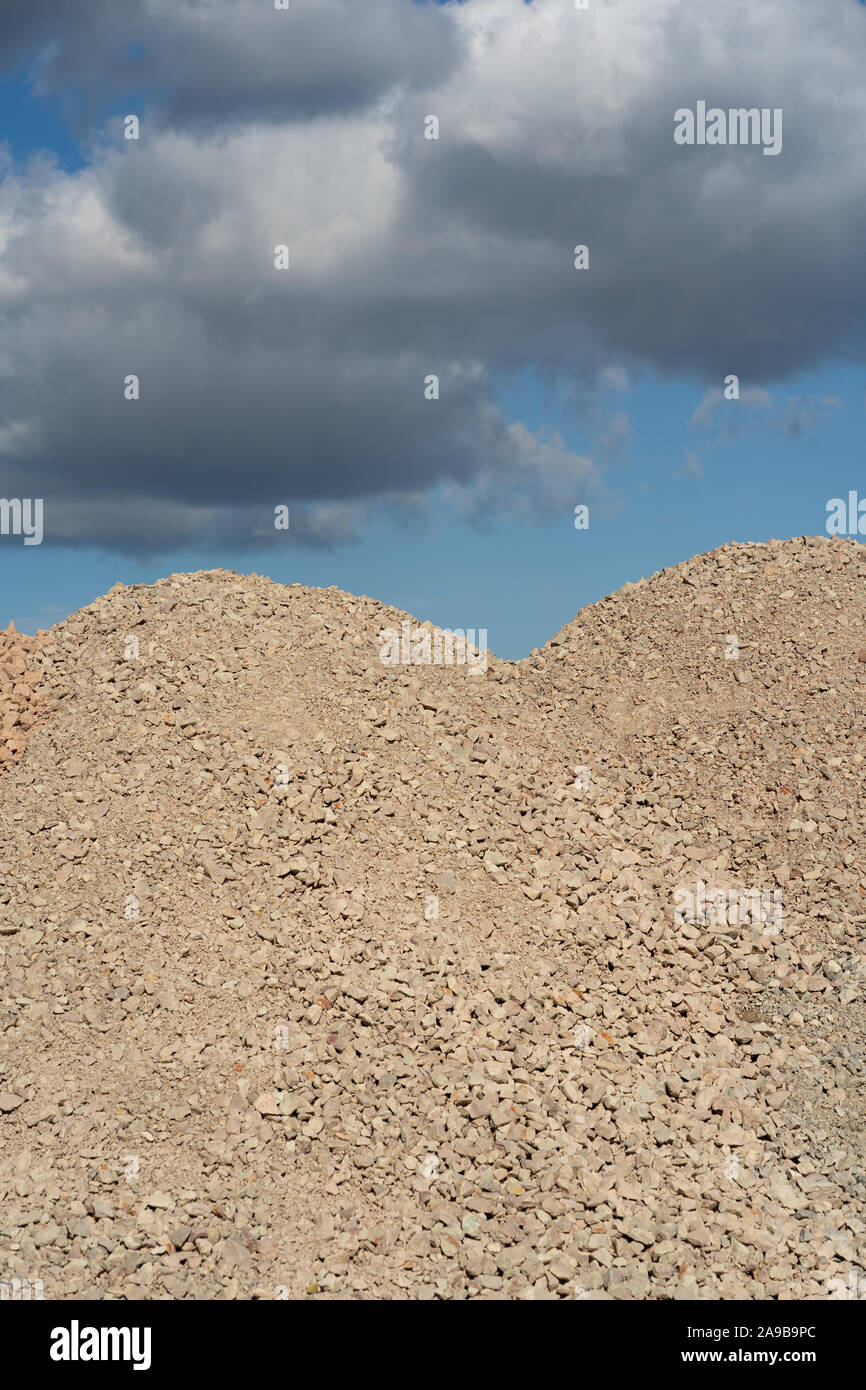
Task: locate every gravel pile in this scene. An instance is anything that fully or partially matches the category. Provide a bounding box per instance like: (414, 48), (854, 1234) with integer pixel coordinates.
(0, 536), (864, 1300)
(0, 621), (49, 768)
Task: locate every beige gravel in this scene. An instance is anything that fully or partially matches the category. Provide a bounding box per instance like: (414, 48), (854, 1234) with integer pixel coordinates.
(0, 535), (864, 1300)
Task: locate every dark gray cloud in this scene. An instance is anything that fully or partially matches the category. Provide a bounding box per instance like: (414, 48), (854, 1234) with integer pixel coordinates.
(385, 2), (866, 381)
(0, 0), (463, 124)
(0, 0), (865, 550)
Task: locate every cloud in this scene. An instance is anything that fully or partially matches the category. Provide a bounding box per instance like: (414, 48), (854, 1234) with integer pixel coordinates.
(690, 385), (843, 445)
(598, 367), (631, 396)
(0, 417), (40, 456)
(34, 496), (362, 555)
(776, 394), (842, 438)
(683, 450), (703, 479)
(598, 410), (630, 453)
(442, 421), (602, 526)
(1, 0), (866, 550)
(690, 385), (773, 433)
(0, 0), (462, 125)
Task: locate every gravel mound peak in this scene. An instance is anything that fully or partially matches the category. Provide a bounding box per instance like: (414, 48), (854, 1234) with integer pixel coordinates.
(1, 535), (864, 1300)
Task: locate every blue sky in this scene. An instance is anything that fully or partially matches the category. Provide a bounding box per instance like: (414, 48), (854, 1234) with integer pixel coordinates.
(1, 1), (864, 658)
(4, 353), (859, 658)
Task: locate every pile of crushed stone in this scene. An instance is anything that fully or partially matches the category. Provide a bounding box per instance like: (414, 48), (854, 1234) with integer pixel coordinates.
(0, 621), (49, 767)
(0, 535), (864, 1301)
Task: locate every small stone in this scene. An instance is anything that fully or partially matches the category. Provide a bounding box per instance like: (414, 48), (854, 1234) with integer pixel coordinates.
(143, 1191), (175, 1210)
